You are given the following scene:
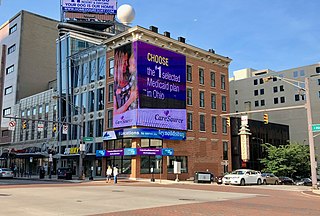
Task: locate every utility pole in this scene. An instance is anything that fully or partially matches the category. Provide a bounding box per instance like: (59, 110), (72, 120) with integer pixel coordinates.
(78, 107), (85, 180)
(305, 77), (318, 189)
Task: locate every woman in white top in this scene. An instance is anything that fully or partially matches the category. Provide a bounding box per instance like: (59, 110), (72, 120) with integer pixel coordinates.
(106, 166), (112, 183)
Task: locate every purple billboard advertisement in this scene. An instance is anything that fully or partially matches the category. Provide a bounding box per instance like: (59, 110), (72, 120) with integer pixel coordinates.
(113, 41), (186, 130)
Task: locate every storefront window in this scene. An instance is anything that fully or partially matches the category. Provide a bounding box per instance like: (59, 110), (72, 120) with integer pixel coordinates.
(140, 156), (162, 174)
(167, 156), (188, 173)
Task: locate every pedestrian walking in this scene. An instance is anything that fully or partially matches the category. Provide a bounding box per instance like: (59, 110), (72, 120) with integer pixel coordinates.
(106, 165), (112, 183)
(113, 165), (119, 184)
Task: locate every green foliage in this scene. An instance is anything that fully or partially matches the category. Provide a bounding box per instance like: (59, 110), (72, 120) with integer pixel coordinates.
(261, 142), (310, 177)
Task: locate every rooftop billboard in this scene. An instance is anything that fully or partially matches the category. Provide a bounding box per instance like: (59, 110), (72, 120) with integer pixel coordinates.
(61, 0), (117, 14)
(113, 41), (186, 130)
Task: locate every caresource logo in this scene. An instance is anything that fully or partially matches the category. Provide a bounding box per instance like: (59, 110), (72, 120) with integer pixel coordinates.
(154, 110), (184, 123)
(115, 116), (133, 125)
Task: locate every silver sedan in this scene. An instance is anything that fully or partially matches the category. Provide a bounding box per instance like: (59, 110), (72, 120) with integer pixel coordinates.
(0, 168), (14, 178)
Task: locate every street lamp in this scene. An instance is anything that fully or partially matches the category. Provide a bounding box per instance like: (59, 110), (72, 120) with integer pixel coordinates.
(52, 95), (85, 180)
(265, 75), (318, 189)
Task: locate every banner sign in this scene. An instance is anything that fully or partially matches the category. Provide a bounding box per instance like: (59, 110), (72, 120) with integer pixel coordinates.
(61, 0), (117, 14)
(124, 148), (137, 156)
(105, 149), (124, 156)
(103, 128), (186, 141)
(96, 150), (105, 157)
(162, 148), (174, 156)
(113, 41), (186, 130)
(137, 148), (162, 156)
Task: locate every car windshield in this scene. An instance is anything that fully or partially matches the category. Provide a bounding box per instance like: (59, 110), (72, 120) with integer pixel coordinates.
(231, 170), (245, 175)
(1, 168), (11, 171)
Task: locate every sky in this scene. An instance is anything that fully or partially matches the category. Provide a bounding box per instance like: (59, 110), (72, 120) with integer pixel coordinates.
(1, 0), (319, 76)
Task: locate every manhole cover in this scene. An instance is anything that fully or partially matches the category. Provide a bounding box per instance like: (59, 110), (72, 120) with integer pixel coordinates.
(112, 190), (124, 192)
(0, 194), (11, 197)
(179, 198), (195, 201)
(76, 200), (82, 202)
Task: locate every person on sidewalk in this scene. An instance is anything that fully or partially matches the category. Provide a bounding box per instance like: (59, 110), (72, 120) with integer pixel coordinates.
(113, 165), (119, 184)
(106, 165), (112, 183)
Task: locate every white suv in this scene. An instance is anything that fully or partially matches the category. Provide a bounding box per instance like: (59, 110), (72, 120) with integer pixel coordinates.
(222, 169), (264, 186)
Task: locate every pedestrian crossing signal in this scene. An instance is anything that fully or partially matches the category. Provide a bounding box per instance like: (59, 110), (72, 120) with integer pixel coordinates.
(263, 114), (269, 124)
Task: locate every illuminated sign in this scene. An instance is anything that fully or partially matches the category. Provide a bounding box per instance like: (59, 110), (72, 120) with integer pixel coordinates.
(113, 41), (186, 130)
(61, 0), (117, 14)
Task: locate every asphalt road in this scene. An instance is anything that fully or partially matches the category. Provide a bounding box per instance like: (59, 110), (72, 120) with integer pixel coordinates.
(0, 179), (319, 216)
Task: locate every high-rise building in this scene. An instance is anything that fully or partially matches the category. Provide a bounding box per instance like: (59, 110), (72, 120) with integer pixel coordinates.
(229, 64), (320, 171)
(0, 10), (58, 144)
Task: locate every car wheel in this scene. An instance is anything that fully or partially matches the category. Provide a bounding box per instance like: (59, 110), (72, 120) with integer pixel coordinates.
(240, 179), (245, 186)
(257, 178), (262, 185)
(263, 180), (267, 185)
(275, 180), (278, 185)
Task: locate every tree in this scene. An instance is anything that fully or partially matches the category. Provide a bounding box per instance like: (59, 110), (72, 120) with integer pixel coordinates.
(261, 143), (310, 178)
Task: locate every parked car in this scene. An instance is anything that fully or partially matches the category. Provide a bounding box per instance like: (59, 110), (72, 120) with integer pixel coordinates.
(278, 176), (294, 185)
(261, 173), (279, 185)
(222, 169), (264, 186)
(0, 168), (14, 178)
(295, 178), (312, 186)
(57, 168), (72, 180)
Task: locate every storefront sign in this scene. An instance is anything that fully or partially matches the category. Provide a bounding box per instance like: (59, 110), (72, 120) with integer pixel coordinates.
(124, 148), (137, 156)
(64, 147), (79, 155)
(105, 149), (124, 156)
(103, 128), (186, 141)
(96, 150), (106, 157)
(162, 148), (174, 156)
(137, 148), (162, 156)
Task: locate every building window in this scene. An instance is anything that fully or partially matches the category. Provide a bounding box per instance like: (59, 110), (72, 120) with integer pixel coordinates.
(280, 85), (284, 91)
(235, 90), (238, 94)
(32, 107), (37, 116)
(221, 75), (226, 90)
(210, 71), (215, 87)
(89, 91), (95, 112)
(316, 67), (320, 74)
(223, 142), (228, 160)
(200, 114), (205, 131)
(280, 96), (285, 103)
(187, 65), (192, 82)
(255, 100), (259, 107)
(222, 96), (227, 111)
(235, 100), (238, 105)
(273, 86), (278, 93)
(222, 118), (227, 133)
(109, 58), (114, 77)
(3, 107), (11, 116)
(261, 100), (265, 106)
(199, 68), (204, 84)
(108, 83), (113, 102)
(4, 86), (13, 95)
(211, 94), (216, 109)
(6, 65), (14, 75)
(107, 110), (113, 128)
(274, 98), (279, 104)
(8, 44), (16, 54)
(300, 70), (305, 76)
(295, 94), (300, 101)
(254, 79), (258, 85)
(97, 88), (104, 110)
(96, 119), (104, 137)
(89, 60), (96, 83)
(211, 116), (217, 133)
(260, 89), (264, 95)
(9, 24), (17, 34)
(167, 156), (188, 173)
(259, 78), (264, 84)
(293, 71), (298, 78)
(187, 88), (192, 105)
(98, 55), (106, 80)
(273, 77), (277, 81)
(199, 91), (205, 108)
(187, 113), (193, 130)
(254, 90), (258, 96)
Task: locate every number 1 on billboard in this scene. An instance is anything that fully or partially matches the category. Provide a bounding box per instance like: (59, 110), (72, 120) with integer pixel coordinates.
(155, 65), (162, 78)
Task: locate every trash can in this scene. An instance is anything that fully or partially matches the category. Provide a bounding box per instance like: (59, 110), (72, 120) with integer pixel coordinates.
(39, 169), (45, 179)
(194, 172), (212, 184)
(66, 171), (72, 180)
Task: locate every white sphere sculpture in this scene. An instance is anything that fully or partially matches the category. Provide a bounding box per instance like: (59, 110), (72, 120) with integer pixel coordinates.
(117, 4), (135, 25)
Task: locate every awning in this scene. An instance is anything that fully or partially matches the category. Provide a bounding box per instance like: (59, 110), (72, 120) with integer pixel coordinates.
(14, 152), (48, 158)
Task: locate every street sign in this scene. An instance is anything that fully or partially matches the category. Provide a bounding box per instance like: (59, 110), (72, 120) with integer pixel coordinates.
(8, 121), (16, 131)
(83, 137), (93, 142)
(312, 124), (320, 132)
(62, 124), (68, 134)
(37, 122), (44, 132)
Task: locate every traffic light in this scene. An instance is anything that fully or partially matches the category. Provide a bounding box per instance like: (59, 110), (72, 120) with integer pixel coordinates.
(22, 121), (27, 129)
(263, 114), (269, 124)
(226, 117), (230, 127)
(53, 123), (57, 133)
